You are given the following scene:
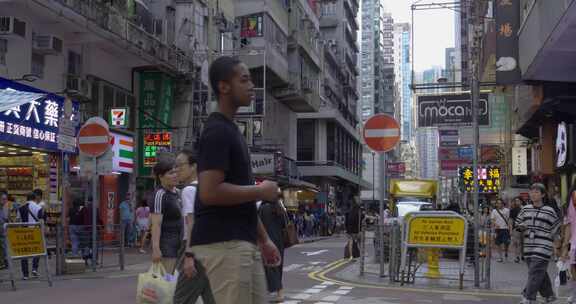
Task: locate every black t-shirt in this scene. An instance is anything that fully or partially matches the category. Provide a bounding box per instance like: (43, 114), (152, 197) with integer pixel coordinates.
(190, 112), (258, 246)
(152, 187), (183, 234)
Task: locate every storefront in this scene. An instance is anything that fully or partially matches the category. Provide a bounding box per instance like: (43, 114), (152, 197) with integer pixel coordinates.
(0, 76), (79, 237)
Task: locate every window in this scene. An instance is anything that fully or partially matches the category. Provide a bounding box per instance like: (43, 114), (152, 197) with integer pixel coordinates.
(0, 39), (6, 65)
(31, 53), (44, 78)
(68, 51), (82, 75)
(297, 119), (316, 161)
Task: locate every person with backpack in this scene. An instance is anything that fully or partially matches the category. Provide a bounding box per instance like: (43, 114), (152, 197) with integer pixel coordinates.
(490, 198), (511, 262)
(18, 192), (43, 280)
(173, 148), (216, 304)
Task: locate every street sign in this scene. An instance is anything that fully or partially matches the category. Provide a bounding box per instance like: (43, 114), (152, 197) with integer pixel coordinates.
(110, 108), (128, 128)
(363, 114), (401, 153)
(407, 216), (467, 247)
(57, 134), (76, 153)
(6, 225), (46, 258)
(59, 117), (76, 136)
(77, 117), (111, 157)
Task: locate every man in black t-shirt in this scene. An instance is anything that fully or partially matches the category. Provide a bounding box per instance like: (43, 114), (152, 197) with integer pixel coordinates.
(187, 56), (280, 304)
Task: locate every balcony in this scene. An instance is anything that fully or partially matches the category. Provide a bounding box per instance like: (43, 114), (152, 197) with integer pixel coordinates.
(288, 27), (322, 68)
(273, 72), (321, 112)
(343, 0), (359, 30)
(47, 0), (188, 72)
(296, 161), (371, 189)
(320, 13), (339, 28)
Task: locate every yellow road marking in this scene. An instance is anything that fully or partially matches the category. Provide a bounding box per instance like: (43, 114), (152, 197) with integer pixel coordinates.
(307, 259), (546, 299)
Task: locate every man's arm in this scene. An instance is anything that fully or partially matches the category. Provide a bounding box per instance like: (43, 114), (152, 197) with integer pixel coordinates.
(198, 170), (278, 206)
(257, 216), (271, 245)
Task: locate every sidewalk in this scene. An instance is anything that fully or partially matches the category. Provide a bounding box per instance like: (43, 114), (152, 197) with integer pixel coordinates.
(329, 246), (573, 297)
(1, 235), (331, 291)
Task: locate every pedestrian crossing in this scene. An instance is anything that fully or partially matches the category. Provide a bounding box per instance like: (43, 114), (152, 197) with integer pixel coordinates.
(283, 262), (329, 273)
(281, 281), (354, 304)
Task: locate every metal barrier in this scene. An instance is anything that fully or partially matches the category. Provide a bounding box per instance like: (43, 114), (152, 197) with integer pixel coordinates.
(54, 224), (125, 274)
(369, 220), (402, 282)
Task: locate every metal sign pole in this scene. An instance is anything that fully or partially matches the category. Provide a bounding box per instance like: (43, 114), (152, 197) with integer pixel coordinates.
(379, 152), (387, 277)
(3, 224), (16, 290)
(41, 222), (53, 287)
(92, 157), (98, 272)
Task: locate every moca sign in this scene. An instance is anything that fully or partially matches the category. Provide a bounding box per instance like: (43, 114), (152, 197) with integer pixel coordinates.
(417, 93), (490, 127)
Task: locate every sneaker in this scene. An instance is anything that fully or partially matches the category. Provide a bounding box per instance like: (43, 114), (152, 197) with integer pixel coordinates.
(567, 296), (574, 304)
(22, 276), (29, 281)
(139, 249), (146, 254)
(497, 258), (504, 263)
(515, 256), (521, 263)
(31, 270), (39, 277)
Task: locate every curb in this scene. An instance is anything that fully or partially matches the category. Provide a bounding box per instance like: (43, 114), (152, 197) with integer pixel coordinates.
(308, 259), (538, 299)
(299, 236), (331, 244)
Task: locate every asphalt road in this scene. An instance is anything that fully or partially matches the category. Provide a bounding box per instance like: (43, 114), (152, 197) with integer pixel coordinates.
(0, 235), (534, 303)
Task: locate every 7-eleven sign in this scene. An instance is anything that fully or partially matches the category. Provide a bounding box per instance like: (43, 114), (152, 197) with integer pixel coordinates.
(110, 108), (128, 128)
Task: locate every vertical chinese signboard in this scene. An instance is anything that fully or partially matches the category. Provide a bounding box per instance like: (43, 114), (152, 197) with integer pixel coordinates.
(495, 0), (521, 84)
(138, 72), (173, 176)
(459, 166), (501, 193)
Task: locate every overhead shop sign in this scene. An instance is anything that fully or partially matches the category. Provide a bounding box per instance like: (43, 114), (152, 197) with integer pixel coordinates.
(143, 132), (171, 167)
(459, 166), (501, 193)
(110, 108), (128, 128)
(417, 93), (490, 127)
(495, 0), (521, 84)
(0, 77), (79, 151)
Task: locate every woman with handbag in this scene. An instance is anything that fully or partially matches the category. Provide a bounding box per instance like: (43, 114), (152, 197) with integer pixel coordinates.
(259, 198), (289, 302)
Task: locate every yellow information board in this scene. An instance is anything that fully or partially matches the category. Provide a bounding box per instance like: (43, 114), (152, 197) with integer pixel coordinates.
(407, 217), (466, 246)
(6, 225), (46, 258)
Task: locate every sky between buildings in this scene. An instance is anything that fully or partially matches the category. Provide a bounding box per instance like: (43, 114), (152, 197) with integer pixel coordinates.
(387, 0), (456, 72)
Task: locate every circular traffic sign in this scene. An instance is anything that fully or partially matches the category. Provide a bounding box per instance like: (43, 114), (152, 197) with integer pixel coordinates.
(363, 114), (401, 153)
(77, 117), (111, 157)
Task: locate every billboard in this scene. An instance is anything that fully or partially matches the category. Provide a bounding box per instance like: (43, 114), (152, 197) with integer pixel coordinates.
(417, 93), (490, 127)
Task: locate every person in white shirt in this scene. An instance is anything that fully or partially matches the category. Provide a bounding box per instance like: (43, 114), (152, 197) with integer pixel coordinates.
(174, 148), (216, 304)
(18, 192), (43, 279)
(490, 198), (511, 262)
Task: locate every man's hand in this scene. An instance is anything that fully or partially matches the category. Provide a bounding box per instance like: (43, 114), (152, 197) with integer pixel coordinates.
(183, 256), (197, 279)
(259, 239), (281, 267)
(258, 181), (279, 201)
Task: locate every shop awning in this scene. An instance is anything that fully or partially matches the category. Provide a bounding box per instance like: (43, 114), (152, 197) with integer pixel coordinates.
(0, 88), (46, 112)
(517, 97), (576, 138)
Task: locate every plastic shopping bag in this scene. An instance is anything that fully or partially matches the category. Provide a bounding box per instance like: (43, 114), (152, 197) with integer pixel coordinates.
(137, 263), (178, 304)
(554, 260), (569, 296)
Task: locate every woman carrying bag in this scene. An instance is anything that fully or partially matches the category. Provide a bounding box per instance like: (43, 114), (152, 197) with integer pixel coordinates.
(259, 198), (292, 303)
(559, 187), (576, 304)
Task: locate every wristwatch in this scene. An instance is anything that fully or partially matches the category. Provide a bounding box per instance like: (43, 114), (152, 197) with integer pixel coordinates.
(184, 252), (195, 258)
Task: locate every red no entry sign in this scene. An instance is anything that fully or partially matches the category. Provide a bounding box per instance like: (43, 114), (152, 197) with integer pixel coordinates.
(77, 117), (111, 157)
(363, 114), (401, 153)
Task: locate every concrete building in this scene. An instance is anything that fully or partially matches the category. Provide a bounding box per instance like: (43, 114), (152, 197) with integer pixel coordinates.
(359, 0), (394, 121)
(416, 127), (439, 179)
(394, 23), (412, 142)
(444, 47), (457, 83)
(296, 0), (368, 210)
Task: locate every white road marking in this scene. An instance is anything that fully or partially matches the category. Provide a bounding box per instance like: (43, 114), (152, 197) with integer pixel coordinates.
(312, 284), (328, 289)
(322, 295), (341, 301)
(283, 264), (303, 272)
(301, 250), (329, 256)
(313, 302), (334, 304)
(321, 281), (336, 286)
(304, 288), (323, 294)
(339, 286), (354, 290)
(292, 294), (312, 300)
(281, 301), (301, 304)
(333, 290), (351, 295)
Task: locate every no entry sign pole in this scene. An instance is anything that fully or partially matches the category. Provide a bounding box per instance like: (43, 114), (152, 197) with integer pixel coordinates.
(77, 117), (111, 271)
(363, 114), (401, 278)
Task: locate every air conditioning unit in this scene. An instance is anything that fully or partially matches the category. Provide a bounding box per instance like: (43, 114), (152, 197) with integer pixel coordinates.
(66, 75), (91, 100)
(33, 35), (63, 55)
(0, 16), (26, 38)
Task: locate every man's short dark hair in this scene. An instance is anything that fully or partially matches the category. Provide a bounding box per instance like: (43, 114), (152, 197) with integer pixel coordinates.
(209, 56), (242, 98)
(179, 147), (197, 165)
(27, 192), (36, 201)
(33, 189), (43, 198)
(530, 183), (547, 195)
(153, 155), (176, 179)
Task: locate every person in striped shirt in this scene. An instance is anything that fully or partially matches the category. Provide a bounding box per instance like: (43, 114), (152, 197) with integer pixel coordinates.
(515, 183), (561, 304)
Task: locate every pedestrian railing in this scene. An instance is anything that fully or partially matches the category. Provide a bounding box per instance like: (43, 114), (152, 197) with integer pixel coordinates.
(55, 224), (125, 275)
